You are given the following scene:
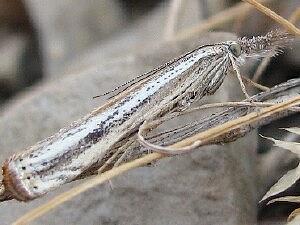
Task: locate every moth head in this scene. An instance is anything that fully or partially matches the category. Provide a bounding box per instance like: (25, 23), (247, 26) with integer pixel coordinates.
(228, 43), (242, 58)
(224, 41), (244, 66)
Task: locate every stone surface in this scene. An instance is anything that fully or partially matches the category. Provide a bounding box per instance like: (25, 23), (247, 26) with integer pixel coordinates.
(0, 2), (257, 224)
(24, 0), (125, 78)
(0, 32), (257, 225)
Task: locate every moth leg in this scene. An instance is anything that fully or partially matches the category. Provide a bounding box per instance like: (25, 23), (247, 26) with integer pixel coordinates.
(176, 91), (197, 112)
(229, 55), (252, 101)
(97, 138), (135, 173)
(240, 75), (269, 92)
(98, 139), (135, 189)
(114, 149), (130, 167)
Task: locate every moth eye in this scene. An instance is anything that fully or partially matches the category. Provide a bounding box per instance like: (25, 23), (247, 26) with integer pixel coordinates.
(229, 43), (242, 57)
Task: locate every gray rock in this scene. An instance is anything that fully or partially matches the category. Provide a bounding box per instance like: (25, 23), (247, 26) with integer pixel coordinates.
(0, 31), (257, 225)
(0, 2), (257, 224)
(24, 0), (125, 77)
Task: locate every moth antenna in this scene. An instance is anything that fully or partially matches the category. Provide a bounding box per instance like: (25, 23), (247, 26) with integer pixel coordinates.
(92, 72), (152, 99)
(92, 43), (216, 100)
(92, 60), (180, 100)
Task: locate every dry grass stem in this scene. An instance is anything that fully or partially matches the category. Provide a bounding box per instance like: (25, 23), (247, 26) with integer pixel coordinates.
(252, 7), (300, 83)
(7, 1), (300, 223)
(12, 153), (162, 225)
(242, 0), (300, 35)
(183, 101), (296, 112)
(251, 7), (299, 83)
(172, 0), (274, 42)
(139, 96), (300, 153)
(170, 96), (300, 148)
(13, 95), (300, 224)
(154, 100), (299, 126)
(289, 7), (300, 24)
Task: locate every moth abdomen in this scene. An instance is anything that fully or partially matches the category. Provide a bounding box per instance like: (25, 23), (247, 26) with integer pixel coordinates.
(2, 158), (36, 201)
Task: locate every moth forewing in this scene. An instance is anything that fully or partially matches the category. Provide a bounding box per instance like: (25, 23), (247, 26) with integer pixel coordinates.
(1, 43), (231, 201)
(0, 31), (292, 202)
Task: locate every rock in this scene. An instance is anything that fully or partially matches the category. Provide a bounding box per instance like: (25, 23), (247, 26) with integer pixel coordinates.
(24, 0), (125, 77)
(0, 2), (257, 224)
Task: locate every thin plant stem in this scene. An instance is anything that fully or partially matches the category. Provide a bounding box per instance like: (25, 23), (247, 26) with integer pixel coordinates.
(252, 7), (299, 82)
(289, 7), (300, 24)
(242, 0), (300, 35)
(13, 95), (300, 224)
(172, 0), (275, 42)
(241, 75), (270, 91)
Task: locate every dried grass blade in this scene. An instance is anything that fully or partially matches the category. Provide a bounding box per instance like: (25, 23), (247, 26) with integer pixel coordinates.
(13, 95), (300, 225)
(242, 0), (300, 35)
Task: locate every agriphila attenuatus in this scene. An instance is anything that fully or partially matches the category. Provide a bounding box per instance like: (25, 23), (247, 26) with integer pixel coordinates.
(0, 30), (292, 202)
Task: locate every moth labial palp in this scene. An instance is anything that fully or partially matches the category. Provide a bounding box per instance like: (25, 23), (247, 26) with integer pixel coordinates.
(0, 30), (292, 202)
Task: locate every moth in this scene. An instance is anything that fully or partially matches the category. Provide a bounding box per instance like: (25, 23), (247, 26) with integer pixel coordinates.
(0, 30), (291, 202)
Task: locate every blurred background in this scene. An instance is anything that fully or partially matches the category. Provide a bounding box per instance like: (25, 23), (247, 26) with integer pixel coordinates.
(0, 0), (299, 224)
(0, 0), (298, 103)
